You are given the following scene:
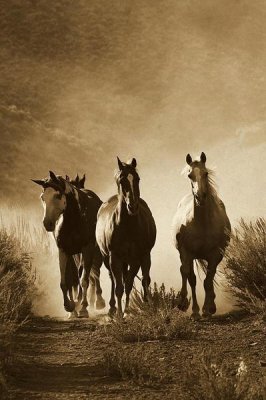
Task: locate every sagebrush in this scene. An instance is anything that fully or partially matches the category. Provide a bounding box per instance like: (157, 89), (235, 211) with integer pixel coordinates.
(224, 218), (266, 315)
(106, 284), (195, 342)
(185, 351), (265, 400)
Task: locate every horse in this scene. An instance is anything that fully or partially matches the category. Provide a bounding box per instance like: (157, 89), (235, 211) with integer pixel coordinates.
(32, 171), (105, 317)
(66, 173), (106, 311)
(96, 157), (156, 316)
(172, 152), (231, 318)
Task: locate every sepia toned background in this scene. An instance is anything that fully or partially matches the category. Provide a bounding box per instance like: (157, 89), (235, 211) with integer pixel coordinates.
(0, 0), (265, 315)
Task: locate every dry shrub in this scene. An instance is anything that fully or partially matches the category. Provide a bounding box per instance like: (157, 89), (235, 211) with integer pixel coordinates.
(224, 218), (266, 315)
(0, 228), (36, 397)
(185, 351), (265, 400)
(107, 284), (194, 343)
(103, 345), (172, 386)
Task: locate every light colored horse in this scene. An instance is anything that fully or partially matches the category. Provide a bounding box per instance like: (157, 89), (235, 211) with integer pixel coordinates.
(172, 152), (231, 318)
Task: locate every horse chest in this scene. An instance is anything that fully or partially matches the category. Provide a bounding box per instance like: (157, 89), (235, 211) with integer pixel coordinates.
(178, 223), (225, 255)
(111, 225), (147, 262)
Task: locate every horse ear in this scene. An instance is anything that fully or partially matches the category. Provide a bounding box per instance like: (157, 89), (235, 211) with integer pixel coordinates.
(200, 152), (207, 163)
(80, 174), (86, 188)
(131, 158), (137, 168)
(74, 174), (79, 184)
(65, 175), (70, 181)
(117, 156), (124, 171)
(49, 171), (58, 182)
(186, 154), (192, 165)
(31, 179), (45, 187)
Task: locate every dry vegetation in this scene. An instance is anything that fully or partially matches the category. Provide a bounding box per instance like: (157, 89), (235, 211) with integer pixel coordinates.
(0, 207), (55, 397)
(224, 218), (266, 317)
(184, 351), (265, 400)
(0, 228), (35, 397)
(106, 284), (194, 343)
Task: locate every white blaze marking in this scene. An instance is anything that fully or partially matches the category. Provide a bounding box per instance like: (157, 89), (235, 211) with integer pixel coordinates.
(128, 174), (134, 199)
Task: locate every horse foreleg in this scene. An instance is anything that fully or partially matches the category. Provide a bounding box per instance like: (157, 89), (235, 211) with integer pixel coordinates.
(59, 249), (75, 312)
(125, 264), (139, 313)
(68, 288), (78, 318)
(79, 243), (94, 318)
(110, 253), (124, 317)
(89, 275), (96, 308)
(203, 255), (222, 317)
(140, 253), (151, 302)
(92, 256), (106, 310)
(178, 252), (192, 312)
(188, 266), (200, 319)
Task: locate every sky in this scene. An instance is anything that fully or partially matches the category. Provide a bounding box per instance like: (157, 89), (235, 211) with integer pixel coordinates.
(1, 0), (266, 315)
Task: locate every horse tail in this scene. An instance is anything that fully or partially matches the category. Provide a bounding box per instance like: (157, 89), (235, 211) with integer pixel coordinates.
(195, 259), (219, 286)
(195, 259), (208, 277)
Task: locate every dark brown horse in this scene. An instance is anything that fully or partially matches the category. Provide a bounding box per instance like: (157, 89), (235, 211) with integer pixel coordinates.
(65, 173), (106, 311)
(96, 157), (156, 316)
(32, 171), (105, 317)
(172, 152), (231, 318)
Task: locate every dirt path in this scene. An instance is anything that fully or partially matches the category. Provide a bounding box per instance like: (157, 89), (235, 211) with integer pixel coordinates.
(7, 313), (266, 400)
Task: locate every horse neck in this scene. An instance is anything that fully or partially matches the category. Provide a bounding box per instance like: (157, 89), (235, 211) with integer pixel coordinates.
(115, 193), (134, 225)
(62, 191), (81, 225)
(193, 183), (219, 224)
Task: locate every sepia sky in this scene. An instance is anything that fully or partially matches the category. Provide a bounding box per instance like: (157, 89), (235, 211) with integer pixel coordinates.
(0, 1), (266, 311)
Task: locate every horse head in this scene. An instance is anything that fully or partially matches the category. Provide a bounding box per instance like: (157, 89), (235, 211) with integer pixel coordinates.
(186, 152), (209, 206)
(32, 171), (68, 231)
(116, 157), (140, 216)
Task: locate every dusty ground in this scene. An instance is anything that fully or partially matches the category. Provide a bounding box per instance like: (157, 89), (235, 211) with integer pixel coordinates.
(6, 312), (266, 400)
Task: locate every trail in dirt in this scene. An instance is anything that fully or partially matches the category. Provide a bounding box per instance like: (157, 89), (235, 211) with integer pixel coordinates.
(7, 313), (266, 400)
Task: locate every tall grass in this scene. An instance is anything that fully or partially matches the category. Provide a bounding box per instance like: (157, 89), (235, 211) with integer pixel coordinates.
(224, 218), (266, 316)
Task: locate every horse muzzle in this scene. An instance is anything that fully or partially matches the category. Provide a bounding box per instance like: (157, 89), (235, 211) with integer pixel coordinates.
(127, 202), (139, 216)
(43, 219), (55, 232)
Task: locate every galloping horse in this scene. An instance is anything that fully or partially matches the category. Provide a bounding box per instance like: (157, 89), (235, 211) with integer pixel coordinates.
(67, 173), (105, 310)
(172, 152), (231, 318)
(96, 157), (156, 316)
(32, 171), (105, 317)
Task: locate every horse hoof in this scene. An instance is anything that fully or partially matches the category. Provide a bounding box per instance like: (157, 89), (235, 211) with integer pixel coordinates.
(64, 300), (75, 313)
(78, 308), (89, 318)
(202, 310), (212, 319)
(96, 297), (106, 310)
(209, 304), (217, 315)
(68, 310), (78, 319)
(191, 312), (201, 320)
(108, 307), (117, 318)
(178, 297), (189, 312)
